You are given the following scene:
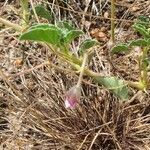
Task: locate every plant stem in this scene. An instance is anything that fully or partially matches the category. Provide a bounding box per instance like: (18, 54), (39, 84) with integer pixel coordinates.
(48, 45), (102, 77)
(49, 44), (145, 90)
(0, 17), (22, 31)
(20, 0), (29, 27)
(139, 47), (148, 89)
(47, 44), (81, 65)
(111, 0), (115, 43)
(29, 0), (40, 23)
(76, 53), (88, 87)
(126, 80), (145, 90)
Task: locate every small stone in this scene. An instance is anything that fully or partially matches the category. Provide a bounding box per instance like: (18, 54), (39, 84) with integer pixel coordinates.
(104, 11), (109, 19)
(107, 40), (114, 49)
(10, 40), (17, 46)
(98, 32), (106, 38)
(13, 59), (23, 67)
(131, 6), (140, 12)
(84, 21), (91, 29)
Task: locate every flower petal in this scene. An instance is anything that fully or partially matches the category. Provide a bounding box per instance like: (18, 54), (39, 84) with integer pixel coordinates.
(64, 85), (81, 109)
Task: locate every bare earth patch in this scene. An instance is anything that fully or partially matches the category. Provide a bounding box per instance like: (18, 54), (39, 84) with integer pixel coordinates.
(0, 0), (150, 149)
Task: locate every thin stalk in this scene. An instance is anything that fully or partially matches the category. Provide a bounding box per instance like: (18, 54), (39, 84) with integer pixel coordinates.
(20, 0), (29, 27)
(47, 44), (102, 78)
(47, 44), (81, 65)
(139, 47), (148, 89)
(76, 53), (88, 87)
(0, 17), (22, 31)
(111, 0), (115, 43)
(126, 81), (145, 90)
(29, 0), (40, 23)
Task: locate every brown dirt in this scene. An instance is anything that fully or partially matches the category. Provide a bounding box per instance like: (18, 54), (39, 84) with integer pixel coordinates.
(0, 0), (150, 150)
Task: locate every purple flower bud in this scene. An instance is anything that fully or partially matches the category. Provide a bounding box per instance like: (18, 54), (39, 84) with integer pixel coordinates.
(64, 86), (81, 109)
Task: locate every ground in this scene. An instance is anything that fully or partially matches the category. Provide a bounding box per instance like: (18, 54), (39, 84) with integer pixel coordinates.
(0, 0), (150, 150)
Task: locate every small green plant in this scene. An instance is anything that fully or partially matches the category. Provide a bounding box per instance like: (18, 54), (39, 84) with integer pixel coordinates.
(111, 16), (150, 91)
(1, 1), (149, 107)
(19, 21), (130, 102)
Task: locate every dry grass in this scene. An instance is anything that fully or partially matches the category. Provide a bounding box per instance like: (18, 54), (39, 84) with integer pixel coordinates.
(0, 0), (150, 149)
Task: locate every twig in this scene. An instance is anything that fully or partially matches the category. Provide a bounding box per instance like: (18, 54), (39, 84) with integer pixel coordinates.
(77, 133), (90, 150)
(29, 0), (40, 23)
(0, 17), (22, 31)
(111, 0), (115, 43)
(20, 0), (29, 26)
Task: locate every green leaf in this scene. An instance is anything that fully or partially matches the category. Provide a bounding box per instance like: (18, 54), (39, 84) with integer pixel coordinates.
(129, 39), (148, 47)
(136, 16), (150, 28)
(57, 21), (75, 31)
(20, 25), (62, 45)
(133, 24), (149, 38)
(142, 57), (150, 68)
(79, 39), (98, 55)
(57, 21), (76, 40)
(147, 38), (150, 46)
(94, 76), (129, 100)
(138, 16), (150, 22)
(111, 44), (129, 54)
(29, 24), (56, 30)
(64, 30), (84, 44)
(33, 5), (52, 21)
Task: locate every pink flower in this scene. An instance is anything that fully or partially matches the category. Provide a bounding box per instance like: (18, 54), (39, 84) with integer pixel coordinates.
(64, 86), (81, 109)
